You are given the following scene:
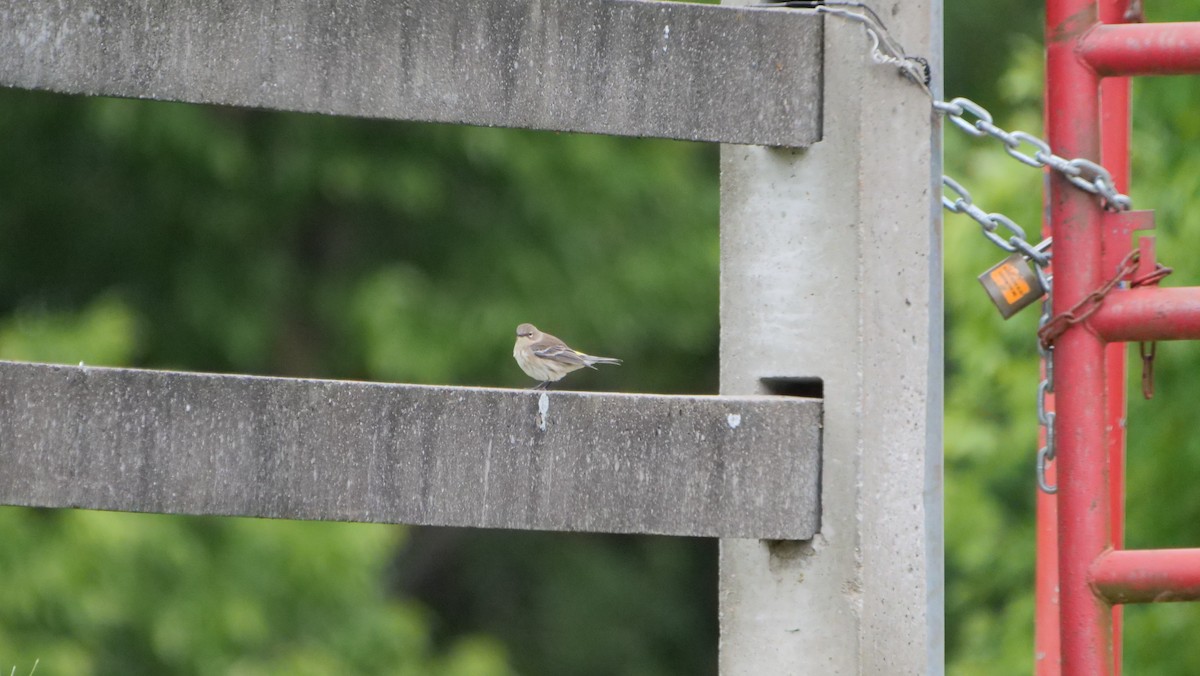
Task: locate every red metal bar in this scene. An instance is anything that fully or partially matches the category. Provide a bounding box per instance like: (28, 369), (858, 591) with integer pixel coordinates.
(1080, 23), (1200, 76)
(1034, 81), (1062, 674)
(1047, 0), (1115, 672)
(1091, 287), (1200, 341)
(1035, 425), (1062, 674)
(1096, 5), (1131, 666)
(1091, 549), (1200, 604)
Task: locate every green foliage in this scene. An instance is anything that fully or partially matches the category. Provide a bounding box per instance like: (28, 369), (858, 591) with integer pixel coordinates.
(0, 294), (140, 365)
(944, 0), (1042, 111)
(0, 509), (512, 675)
(943, 40), (1045, 675)
(393, 530), (715, 676)
(0, 94), (719, 392)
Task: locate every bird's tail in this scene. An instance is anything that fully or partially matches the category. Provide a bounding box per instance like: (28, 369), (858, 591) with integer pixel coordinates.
(582, 355), (622, 368)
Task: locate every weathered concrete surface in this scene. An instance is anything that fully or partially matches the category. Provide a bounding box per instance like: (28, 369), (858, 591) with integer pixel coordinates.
(0, 0), (823, 147)
(0, 361), (821, 539)
(719, 1), (942, 674)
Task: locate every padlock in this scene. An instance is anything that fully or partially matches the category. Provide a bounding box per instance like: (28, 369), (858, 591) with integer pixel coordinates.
(978, 253), (1045, 319)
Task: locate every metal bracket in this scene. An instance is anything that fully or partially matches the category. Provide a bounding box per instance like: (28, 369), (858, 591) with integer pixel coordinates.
(1102, 209), (1156, 277)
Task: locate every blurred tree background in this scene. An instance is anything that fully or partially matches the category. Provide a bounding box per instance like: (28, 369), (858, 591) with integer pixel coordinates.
(1, 0), (1199, 674)
(0, 93), (720, 674)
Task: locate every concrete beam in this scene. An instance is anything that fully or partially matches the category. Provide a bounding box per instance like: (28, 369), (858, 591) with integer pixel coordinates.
(0, 0), (822, 147)
(0, 361), (821, 539)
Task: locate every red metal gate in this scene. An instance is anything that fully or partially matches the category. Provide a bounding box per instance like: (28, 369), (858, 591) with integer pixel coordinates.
(1038, 1), (1200, 673)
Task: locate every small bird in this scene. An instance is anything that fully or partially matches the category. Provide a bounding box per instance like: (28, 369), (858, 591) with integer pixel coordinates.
(513, 323), (621, 389)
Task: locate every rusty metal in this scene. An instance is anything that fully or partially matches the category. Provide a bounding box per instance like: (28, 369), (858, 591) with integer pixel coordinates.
(1127, 257), (1173, 400)
(1037, 251), (1140, 349)
(1138, 341), (1156, 399)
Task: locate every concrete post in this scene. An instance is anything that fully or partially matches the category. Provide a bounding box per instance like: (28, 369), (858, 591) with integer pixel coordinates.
(718, 2), (943, 674)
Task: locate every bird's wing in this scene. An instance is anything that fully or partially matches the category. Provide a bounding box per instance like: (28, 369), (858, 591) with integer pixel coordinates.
(531, 341), (588, 365)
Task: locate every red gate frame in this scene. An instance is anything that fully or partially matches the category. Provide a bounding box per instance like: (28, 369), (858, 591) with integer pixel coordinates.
(1037, 1), (1200, 673)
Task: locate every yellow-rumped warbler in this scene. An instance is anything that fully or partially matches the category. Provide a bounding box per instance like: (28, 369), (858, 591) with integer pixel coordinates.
(513, 323), (621, 389)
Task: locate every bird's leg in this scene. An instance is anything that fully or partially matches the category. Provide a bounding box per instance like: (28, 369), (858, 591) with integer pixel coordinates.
(529, 381), (550, 391)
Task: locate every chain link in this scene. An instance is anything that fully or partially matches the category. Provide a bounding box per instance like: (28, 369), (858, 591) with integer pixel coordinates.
(1037, 296), (1057, 494)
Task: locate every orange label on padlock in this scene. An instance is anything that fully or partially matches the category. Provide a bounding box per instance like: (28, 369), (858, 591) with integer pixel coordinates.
(990, 263), (1031, 305)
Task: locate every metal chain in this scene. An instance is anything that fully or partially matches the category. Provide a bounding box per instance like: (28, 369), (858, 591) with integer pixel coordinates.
(759, 3), (1044, 264)
(936, 97), (1133, 212)
(926, 61), (1135, 497)
(936, 94), (1132, 280)
(1037, 295), (1057, 493)
(937, 90), (1134, 495)
(1038, 250), (1142, 349)
(942, 176), (1052, 268)
(765, 1), (1145, 494)
(764, 1), (1131, 269)
(1035, 253), (1172, 486)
